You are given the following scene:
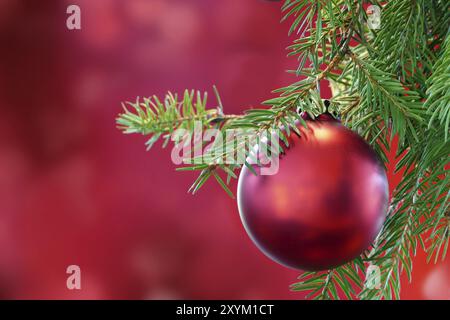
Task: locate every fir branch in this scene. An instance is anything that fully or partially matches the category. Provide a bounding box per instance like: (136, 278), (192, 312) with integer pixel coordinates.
(359, 194), (420, 299)
(371, 0), (432, 85)
(116, 89), (241, 151)
(347, 52), (426, 146)
(291, 258), (365, 300)
(116, 0), (450, 299)
(286, 1), (449, 300)
(116, 89), (244, 196)
(425, 31), (450, 141)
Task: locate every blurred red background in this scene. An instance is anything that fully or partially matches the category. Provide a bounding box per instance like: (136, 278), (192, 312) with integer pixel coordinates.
(0, 0), (447, 299)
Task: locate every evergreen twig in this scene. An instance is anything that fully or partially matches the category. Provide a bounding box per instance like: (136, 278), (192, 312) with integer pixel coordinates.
(116, 0), (449, 299)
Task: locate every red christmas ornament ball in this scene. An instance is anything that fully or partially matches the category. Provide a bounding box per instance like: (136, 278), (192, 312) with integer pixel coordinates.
(237, 114), (389, 271)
